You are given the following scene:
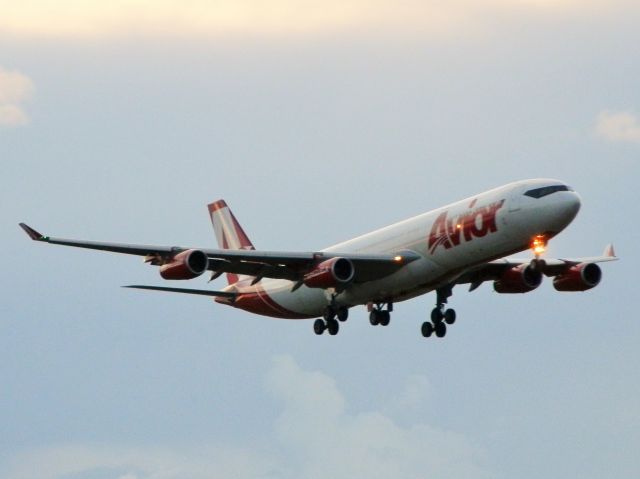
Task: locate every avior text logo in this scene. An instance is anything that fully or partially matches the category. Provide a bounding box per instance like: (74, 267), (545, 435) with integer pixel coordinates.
(428, 199), (505, 254)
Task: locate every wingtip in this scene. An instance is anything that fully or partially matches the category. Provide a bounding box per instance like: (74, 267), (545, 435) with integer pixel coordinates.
(19, 223), (47, 241)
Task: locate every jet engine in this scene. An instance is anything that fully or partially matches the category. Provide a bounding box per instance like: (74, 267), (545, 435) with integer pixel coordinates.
(303, 257), (355, 289)
(494, 264), (543, 293)
(553, 263), (601, 291)
(159, 249), (209, 280)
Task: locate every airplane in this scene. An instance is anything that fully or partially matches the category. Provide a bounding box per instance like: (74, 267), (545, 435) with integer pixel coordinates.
(19, 178), (617, 339)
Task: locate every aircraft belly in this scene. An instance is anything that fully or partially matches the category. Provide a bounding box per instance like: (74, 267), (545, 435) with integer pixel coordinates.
(258, 280), (327, 318)
(340, 256), (444, 306)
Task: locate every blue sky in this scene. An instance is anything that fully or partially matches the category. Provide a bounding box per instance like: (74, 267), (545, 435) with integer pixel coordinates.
(1, 2), (638, 478)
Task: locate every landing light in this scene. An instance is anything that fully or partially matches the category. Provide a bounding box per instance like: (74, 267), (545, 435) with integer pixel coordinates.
(394, 255), (403, 262)
(531, 235), (547, 256)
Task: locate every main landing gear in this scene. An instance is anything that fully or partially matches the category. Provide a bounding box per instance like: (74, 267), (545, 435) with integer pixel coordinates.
(421, 285), (456, 339)
(369, 302), (392, 327)
(313, 303), (349, 336)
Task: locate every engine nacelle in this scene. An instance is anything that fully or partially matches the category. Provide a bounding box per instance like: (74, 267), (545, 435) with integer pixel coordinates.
(494, 264), (543, 293)
(553, 263), (601, 292)
(159, 249), (209, 280)
(303, 257), (355, 289)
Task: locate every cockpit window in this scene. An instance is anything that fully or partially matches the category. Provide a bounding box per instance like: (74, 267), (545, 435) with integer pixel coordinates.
(524, 185), (572, 199)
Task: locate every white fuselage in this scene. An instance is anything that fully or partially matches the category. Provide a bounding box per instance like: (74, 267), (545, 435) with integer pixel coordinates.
(225, 179), (581, 318)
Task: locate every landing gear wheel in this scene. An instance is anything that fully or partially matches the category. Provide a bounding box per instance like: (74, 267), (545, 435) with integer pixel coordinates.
(323, 308), (335, 322)
(435, 322), (447, 338)
(313, 318), (326, 335)
(327, 319), (340, 336)
(431, 307), (444, 323)
(444, 309), (456, 325)
(337, 307), (349, 322)
(369, 303), (393, 327)
(421, 321), (433, 337)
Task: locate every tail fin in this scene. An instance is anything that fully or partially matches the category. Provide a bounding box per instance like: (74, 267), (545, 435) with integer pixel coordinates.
(207, 200), (255, 285)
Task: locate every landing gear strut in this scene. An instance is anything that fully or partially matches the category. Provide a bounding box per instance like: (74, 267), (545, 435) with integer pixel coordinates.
(369, 302), (393, 327)
(421, 285), (456, 339)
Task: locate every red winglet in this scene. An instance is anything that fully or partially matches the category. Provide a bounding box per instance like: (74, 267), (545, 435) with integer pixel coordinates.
(19, 223), (46, 241)
(604, 244), (616, 258)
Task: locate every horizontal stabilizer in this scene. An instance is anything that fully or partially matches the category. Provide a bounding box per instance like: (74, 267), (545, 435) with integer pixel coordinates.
(123, 285), (236, 298)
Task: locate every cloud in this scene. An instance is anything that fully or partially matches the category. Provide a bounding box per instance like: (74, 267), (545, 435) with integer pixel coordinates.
(0, 68), (34, 127)
(2, 444), (275, 479)
(266, 355), (489, 479)
(595, 111), (640, 143)
(268, 356), (487, 479)
(392, 374), (432, 411)
(0, 0), (632, 39)
(2, 355), (489, 479)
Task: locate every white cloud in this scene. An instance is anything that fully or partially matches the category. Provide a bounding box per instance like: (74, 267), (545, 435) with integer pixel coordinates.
(266, 355), (488, 479)
(2, 444), (275, 479)
(3, 356), (489, 479)
(393, 374), (432, 411)
(0, 68), (34, 127)
(595, 111), (640, 143)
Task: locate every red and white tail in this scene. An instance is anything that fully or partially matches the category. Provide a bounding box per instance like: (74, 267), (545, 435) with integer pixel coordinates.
(207, 200), (255, 285)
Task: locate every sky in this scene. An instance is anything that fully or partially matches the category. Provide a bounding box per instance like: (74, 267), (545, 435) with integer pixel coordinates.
(1, 1), (639, 478)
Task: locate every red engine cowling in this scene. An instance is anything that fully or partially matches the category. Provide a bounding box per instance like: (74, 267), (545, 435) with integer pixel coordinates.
(553, 263), (601, 292)
(494, 264), (543, 293)
(303, 257), (355, 289)
(159, 249), (209, 280)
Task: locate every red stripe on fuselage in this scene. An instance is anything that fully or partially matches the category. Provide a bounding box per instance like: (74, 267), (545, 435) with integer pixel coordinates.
(231, 283), (316, 319)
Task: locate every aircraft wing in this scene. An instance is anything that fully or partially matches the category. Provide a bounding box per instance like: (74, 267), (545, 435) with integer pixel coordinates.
(19, 223), (420, 284)
(455, 244), (618, 290)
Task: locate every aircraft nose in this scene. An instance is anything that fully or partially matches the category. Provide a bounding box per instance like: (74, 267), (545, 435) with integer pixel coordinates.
(568, 191), (581, 216)
(557, 191), (581, 225)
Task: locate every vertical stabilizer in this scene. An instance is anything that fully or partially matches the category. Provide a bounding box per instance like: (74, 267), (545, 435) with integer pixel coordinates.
(207, 200), (255, 285)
